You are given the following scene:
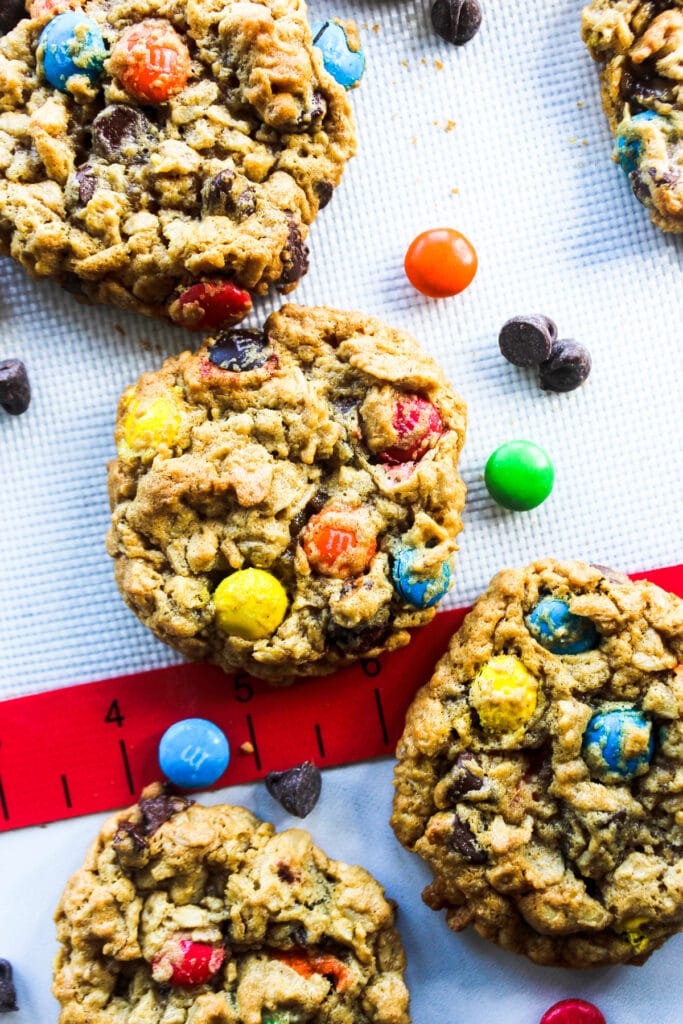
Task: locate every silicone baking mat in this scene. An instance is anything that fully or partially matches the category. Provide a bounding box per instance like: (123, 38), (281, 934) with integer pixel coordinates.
(1, 0), (682, 1021)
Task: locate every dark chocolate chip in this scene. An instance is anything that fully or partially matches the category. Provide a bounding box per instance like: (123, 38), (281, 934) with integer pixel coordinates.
(235, 187), (256, 217)
(138, 791), (193, 835)
(208, 328), (269, 372)
(278, 218), (309, 286)
(0, 0), (24, 36)
(265, 761), (321, 818)
(201, 169), (235, 214)
(277, 861), (296, 883)
(450, 814), (487, 863)
(539, 337), (591, 392)
(314, 180), (334, 209)
(113, 820), (148, 852)
(0, 958), (18, 1012)
(326, 618), (391, 655)
(620, 59), (675, 108)
(448, 753), (484, 799)
(498, 315), (557, 367)
(0, 359), (30, 415)
(75, 166), (97, 205)
(92, 105), (156, 163)
(292, 924), (308, 946)
(430, 0), (482, 46)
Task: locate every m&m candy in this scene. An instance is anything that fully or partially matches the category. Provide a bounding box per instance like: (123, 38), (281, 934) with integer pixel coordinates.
(618, 916), (651, 954)
(311, 20), (365, 90)
(110, 19), (191, 103)
(152, 936), (225, 985)
(119, 394), (182, 459)
(208, 329), (269, 372)
(539, 999), (606, 1024)
(213, 568), (287, 640)
(158, 718), (230, 789)
(392, 546), (451, 608)
(469, 655), (538, 733)
(38, 11), (107, 92)
(382, 394), (443, 464)
(404, 227), (477, 298)
(171, 280), (252, 330)
(582, 708), (654, 782)
(484, 440), (554, 511)
(526, 597), (598, 654)
(616, 110), (658, 174)
(303, 504), (377, 577)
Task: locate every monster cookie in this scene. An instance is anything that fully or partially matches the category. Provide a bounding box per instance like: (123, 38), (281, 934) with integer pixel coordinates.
(391, 559), (683, 967)
(53, 783), (411, 1024)
(106, 304), (467, 681)
(0, 1), (355, 326)
(582, 0), (683, 231)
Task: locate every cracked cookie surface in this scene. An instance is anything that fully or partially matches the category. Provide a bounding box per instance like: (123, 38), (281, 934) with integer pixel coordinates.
(53, 783), (410, 1024)
(391, 559), (683, 967)
(582, 0), (683, 231)
(0, 0), (355, 324)
(106, 304), (467, 682)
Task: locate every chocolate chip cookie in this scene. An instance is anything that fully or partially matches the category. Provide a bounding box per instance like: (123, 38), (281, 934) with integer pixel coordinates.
(582, 1), (683, 231)
(0, 0), (355, 326)
(53, 783), (410, 1024)
(391, 559), (683, 967)
(106, 304), (468, 682)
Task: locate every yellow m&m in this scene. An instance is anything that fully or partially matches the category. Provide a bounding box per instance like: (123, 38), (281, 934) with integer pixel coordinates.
(119, 395), (181, 459)
(619, 917), (651, 954)
(469, 655), (538, 733)
(213, 569), (288, 641)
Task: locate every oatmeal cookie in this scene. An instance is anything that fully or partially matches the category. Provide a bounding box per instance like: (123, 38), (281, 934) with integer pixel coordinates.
(391, 559), (683, 967)
(582, 0), (683, 231)
(0, 0), (355, 325)
(53, 783), (410, 1024)
(106, 304), (468, 682)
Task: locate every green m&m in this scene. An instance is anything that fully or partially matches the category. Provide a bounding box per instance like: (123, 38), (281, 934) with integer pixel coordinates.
(484, 440), (554, 511)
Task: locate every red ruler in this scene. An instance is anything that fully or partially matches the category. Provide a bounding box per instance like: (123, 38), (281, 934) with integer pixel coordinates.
(0, 564), (681, 833)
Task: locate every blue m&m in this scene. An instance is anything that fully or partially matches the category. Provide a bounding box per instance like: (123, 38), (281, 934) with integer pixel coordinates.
(311, 20), (365, 90)
(616, 111), (658, 175)
(38, 11), (107, 92)
(158, 718), (230, 789)
(392, 547), (451, 608)
(526, 597), (598, 655)
(582, 708), (653, 783)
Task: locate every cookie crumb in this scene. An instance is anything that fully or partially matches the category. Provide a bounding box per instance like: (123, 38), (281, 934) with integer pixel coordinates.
(240, 741), (255, 755)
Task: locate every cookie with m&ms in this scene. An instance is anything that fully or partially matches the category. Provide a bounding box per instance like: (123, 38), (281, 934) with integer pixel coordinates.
(582, 1), (683, 232)
(107, 304), (467, 681)
(391, 559), (683, 967)
(53, 782), (410, 1024)
(0, 0), (356, 326)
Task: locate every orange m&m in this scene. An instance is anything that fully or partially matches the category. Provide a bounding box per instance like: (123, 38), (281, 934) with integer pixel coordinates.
(404, 227), (478, 298)
(302, 504), (377, 578)
(110, 19), (190, 103)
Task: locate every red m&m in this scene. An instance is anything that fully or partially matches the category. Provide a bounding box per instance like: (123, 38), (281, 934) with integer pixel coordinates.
(152, 937), (225, 986)
(540, 999), (606, 1024)
(171, 280), (252, 330)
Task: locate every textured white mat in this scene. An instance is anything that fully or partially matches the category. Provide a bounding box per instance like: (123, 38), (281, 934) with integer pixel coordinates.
(1, 0), (683, 1021)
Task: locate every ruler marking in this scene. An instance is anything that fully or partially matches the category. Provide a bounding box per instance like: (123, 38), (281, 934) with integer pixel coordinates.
(119, 739), (135, 795)
(61, 774), (72, 809)
(374, 688), (389, 746)
(315, 723), (325, 758)
(246, 714), (261, 770)
(0, 776), (8, 821)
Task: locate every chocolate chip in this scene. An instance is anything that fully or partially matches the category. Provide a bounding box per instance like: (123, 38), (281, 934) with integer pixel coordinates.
(314, 180), (334, 209)
(448, 753), (484, 799)
(620, 59), (675, 108)
(201, 169), (235, 214)
(0, 359), (30, 415)
(235, 187), (256, 217)
(113, 820), (148, 852)
(92, 105), (156, 163)
(265, 761), (321, 818)
(0, 959), (18, 1012)
(75, 167), (97, 205)
(278, 218), (309, 286)
(0, 0), (24, 36)
(327, 618), (391, 655)
(138, 791), (193, 835)
(450, 814), (487, 863)
(430, 0), (482, 46)
(277, 861), (296, 883)
(539, 338), (591, 392)
(498, 315), (557, 367)
(208, 328), (269, 371)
